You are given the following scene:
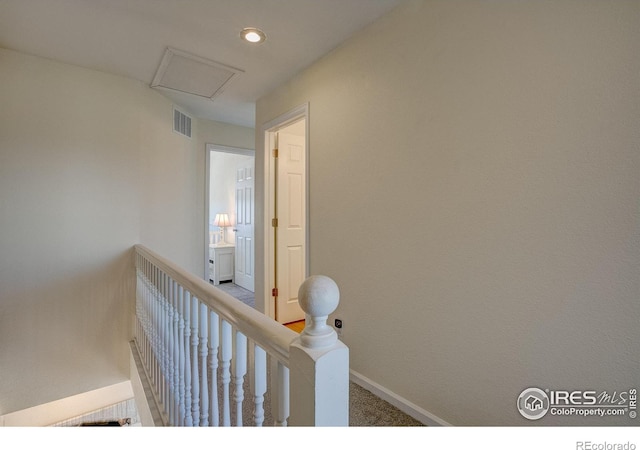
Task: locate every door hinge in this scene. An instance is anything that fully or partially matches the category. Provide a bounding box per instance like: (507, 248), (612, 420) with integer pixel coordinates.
(272, 287), (278, 297)
(272, 218), (278, 227)
(272, 148), (278, 158)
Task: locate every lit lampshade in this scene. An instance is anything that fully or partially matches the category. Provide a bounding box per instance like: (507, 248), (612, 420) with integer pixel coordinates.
(213, 213), (232, 244)
(213, 213), (231, 227)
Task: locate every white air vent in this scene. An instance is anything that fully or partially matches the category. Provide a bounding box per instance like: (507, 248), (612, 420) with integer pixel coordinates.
(173, 107), (192, 138)
(151, 47), (243, 100)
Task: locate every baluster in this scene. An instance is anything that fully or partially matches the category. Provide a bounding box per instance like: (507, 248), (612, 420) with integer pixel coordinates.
(170, 280), (180, 425)
(144, 259), (152, 389)
(158, 271), (165, 418)
(220, 320), (232, 426)
(274, 361), (290, 426)
(208, 311), (220, 426)
(138, 258), (145, 364)
(177, 285), (186, 426)
(190, 296), (200, 425)
(166, 276), (174, 424)
(154, 266), (161, 400)
(155, 270), (162, 411)
(135, 256), (141, 345)
(143, 259), (149, 351)
(138, 264), (144, 350)
(157, 271), (163, 411)
(234, 331), (247, 426)
(199, 303), (209, 426)
(139, 258), (146, 374)
(135, 257), (141, 348)
(146, 261), (153, 378)
(157, 268), (163, 401)
(167, 278), (174, 424)
(152, 265), (159, 399)
(161, 272), (170, 419)
(253, 345), (267, 426)
(183, 290), (193, 426)
(146, 263), (153, 390)
(147, 267), (156, 389)
(168, 278), (178, 425)
(162, 274), (173, 423)
(164, 277), (172, 423)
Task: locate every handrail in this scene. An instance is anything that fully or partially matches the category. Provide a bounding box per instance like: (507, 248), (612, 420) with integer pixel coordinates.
(135, 244), (297, 365)
(133, 244), (348, 426)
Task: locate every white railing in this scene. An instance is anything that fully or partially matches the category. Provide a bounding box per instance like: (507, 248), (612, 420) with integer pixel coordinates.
(133, 244), (348, 426)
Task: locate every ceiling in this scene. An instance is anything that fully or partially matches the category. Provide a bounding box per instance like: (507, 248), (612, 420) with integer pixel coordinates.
(0, 0), (404, 128)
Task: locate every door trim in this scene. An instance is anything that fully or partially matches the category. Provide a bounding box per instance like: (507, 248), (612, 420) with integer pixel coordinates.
(204, 143), (255, 282)
(260, 104), (310, 320)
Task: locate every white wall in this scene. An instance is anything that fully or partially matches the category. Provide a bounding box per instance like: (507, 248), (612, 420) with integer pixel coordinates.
(0, 47), (253, 416)
(137, 93), (201, 275)
(0, 48), (140, 415)
(256, 0), (640, 425)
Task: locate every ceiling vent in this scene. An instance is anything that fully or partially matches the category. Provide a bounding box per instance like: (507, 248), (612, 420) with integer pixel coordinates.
(173, 107), (192, 138)
(151, 47), (243, 100)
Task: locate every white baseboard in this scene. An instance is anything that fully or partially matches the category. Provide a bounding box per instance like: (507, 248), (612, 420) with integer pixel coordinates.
(350, 369), (451, 426)
(0, 381), (134, 427)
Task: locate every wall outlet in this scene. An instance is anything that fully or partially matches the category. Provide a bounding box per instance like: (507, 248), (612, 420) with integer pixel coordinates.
(334, 319), (343, 337)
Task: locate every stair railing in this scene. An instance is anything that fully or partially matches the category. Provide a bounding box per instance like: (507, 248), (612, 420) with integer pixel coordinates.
(133, 244), (348, 426)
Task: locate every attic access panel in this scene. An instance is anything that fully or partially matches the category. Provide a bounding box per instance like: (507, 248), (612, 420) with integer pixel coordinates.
(151, 47), (244, 100)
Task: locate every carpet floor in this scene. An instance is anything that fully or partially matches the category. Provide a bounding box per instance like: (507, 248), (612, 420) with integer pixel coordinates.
(215, 281), (255, 308)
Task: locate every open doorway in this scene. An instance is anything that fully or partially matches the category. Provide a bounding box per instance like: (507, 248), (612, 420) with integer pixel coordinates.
(205, 144), (255, 306)
(262, 104), (309, 324)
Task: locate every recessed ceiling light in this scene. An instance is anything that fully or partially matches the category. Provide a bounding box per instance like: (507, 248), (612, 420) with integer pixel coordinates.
(241, 27), (266, 44)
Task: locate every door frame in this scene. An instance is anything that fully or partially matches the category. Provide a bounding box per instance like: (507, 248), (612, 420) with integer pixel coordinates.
(260, 104), (310, 320)
(204, 143), (255, 282)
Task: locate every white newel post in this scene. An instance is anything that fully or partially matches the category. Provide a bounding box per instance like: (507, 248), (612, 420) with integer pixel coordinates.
(289, 275), (349, 426)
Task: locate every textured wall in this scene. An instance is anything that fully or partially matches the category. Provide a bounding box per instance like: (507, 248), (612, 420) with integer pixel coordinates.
(256, 0), (640, 425)
(0, 49), (141, 415)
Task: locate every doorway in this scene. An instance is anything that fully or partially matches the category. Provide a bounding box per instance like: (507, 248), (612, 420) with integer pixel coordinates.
(263, 105), (309, 324)
(205, 144), (255, 297)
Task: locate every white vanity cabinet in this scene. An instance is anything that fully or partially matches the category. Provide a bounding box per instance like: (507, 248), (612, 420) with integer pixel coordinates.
(209, 244), (235, 285)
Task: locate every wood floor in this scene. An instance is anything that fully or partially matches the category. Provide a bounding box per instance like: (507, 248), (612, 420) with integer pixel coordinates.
(284, 320), (305, 333)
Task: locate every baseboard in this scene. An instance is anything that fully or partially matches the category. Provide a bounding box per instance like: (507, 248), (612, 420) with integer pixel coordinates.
(0, 381), (134, 427)
(349, 369), (452, 426)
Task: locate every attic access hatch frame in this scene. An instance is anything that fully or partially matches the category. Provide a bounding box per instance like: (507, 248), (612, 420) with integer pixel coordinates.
(151, 47), (244, 100)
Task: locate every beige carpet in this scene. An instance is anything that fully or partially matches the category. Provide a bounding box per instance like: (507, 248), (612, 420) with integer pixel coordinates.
(214, 281), (255, 308)
(349, 382), (424, 426)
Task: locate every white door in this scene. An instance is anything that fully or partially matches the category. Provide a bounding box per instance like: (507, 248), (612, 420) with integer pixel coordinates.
(234, 163), (255, 292)
(275, 130), (306, 324)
